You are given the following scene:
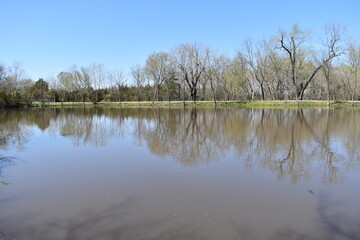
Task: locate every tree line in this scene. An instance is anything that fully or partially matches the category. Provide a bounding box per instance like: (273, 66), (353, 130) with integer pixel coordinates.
(1, 24), (359, 108)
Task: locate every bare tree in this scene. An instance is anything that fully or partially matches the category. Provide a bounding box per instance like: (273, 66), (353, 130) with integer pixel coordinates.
(321, 55), (335, 104)
(341, 42), (360, 102)
(244, 39), (272, 100)
(231, 52), (250, 100)
(89, 63), (107, 104)
(0, 62), (26, 94)
(131, 64), (145, 102)
(0, 64), (6, 85)
(276, 24), (344, 100)
(46, 75), (58, 103)
(144, 52), (171, 104)
(172, 43), (209, 103)
(205, 53), (236, 103)
(69, 65), (92, 105)
(109, 69), (126, 103)
(204, 49), (222, 106)
(57, 71), (74, 103)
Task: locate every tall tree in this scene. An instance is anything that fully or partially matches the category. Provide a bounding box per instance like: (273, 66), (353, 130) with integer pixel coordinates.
(226, 53), (249, 101)
(244, 39), (272, 100)
(131, 64), (145, 102)
(0, 62), (25, 94)
(0, 64), (6, 84)
(109, 69), (126, 103)
(341, 42), (360, 102)
(69, 65), (92, 104)
(276, 24), (344, 100)
(144, 52), (171, 104)
(204, 49), (223, 106)
(57, 71), (74, 102)
(172, 43), (209, 103)
(31, 78), (49, 106)
(268, 50), (290, 100)
(321, 55), (335, 104)
(89, 63), (106, 104)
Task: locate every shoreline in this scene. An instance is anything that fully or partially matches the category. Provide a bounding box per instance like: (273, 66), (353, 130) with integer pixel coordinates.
(29, 100), (360, 108)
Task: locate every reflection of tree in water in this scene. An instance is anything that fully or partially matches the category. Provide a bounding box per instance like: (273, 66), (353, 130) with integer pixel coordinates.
(134, 107), (360, 183)
(46, 107), (128, 147)
(0, 110), (32, 186)
(229, 108), (354, 184)
(0, 109), (33, 151)
(1, 107), (360, 183)
(255, 109), (319, 183)
(0, 156), (15, 186)
(136, 108), (229, 166)
(0, 129), (16, 186)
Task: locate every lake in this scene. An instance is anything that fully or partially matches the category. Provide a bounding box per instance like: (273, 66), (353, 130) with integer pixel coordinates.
(0, 107), (359, 240)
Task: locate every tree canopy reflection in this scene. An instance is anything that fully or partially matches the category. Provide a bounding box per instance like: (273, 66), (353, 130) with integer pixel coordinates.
(1, 107), (360, 183)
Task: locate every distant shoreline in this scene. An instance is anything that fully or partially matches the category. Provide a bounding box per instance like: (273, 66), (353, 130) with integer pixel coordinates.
(29, 100), (360, 108)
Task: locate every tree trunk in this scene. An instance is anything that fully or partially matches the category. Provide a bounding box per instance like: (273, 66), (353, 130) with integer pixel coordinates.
(182, 83), (185, 108)
(157, 85), (159, 102)
(260, 83), (265, 100)
(191, 87), (197, 103)
(152, 85), (158, 105)
(327, 80), (330, 106)
(118, 86), (122, 104)
(209, 79), (217, 107)
(296, 83), (304, 100)
(299, 89), (305, 100)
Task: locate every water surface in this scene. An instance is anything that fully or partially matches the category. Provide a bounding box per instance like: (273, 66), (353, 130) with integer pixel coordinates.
(0, 107), (359, 240)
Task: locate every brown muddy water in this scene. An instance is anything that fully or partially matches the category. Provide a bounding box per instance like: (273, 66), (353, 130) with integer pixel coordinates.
(0, 107), (359, 240)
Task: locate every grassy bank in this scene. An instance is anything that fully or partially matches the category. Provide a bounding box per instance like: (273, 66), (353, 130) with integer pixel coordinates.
(31, 100), (360, 108)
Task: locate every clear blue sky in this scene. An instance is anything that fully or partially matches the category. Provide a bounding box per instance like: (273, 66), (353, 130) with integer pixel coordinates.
(0, 0), (359, 80)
